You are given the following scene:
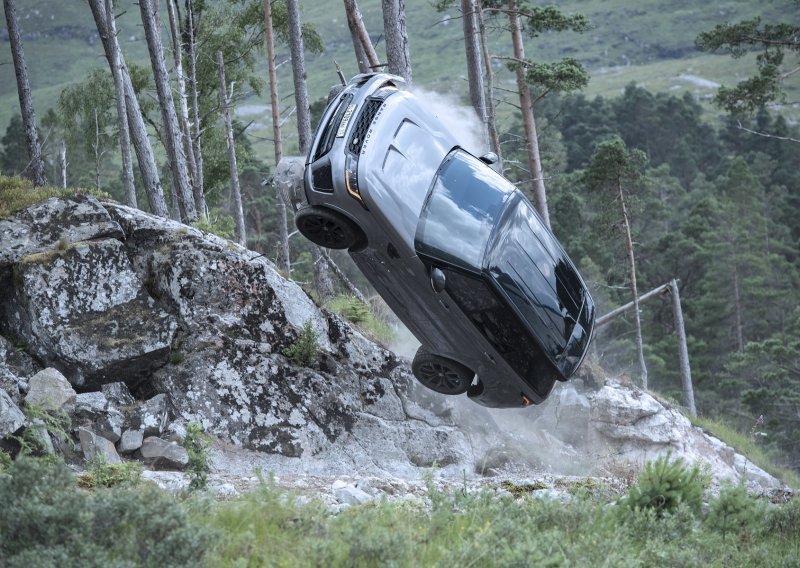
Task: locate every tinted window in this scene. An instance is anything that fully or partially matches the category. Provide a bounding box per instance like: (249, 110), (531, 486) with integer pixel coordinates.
(415, 150), (513, 270)
(444, 269), (557, 396)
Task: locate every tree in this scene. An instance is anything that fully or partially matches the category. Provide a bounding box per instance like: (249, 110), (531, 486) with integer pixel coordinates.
(696, 14), (800, 115)
(264, 0), (290, 273)
(87, 0), (170, 218)
(217, 51), (246, 248)
(344, 0), (380, 73)
(286, 0), (334, 299)
(382, 0), (412, 84)
(3, 0), (46, 186)
(167, 0), (205, 218)
(584, 137), (649, 388)
(139, 0), (197, 223)
(104, 0), (136, 208)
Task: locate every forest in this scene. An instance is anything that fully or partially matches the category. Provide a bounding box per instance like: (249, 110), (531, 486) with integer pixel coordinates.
(1, 0), (799, 472)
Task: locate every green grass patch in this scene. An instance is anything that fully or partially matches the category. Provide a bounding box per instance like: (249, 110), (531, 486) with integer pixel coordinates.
(327, 295), (394, 345)
(0, 175), (111, 219)
(690, 414), (800, 489)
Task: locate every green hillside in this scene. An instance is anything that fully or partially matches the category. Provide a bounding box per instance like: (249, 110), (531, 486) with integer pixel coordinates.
(0, 0), (795, 154)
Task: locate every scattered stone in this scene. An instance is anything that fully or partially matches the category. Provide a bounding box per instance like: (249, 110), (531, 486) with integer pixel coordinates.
(24, 368), (76, 412)
(138, 394), (169, 437)
(0, 389), (25, 437)
(118, 429), (144, 453)
(333, 480), (374, 505)
(78, 427), (121, 464)
(140, 436), (189, 469)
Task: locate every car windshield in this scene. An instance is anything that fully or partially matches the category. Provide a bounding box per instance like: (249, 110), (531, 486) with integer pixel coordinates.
(415, 150), (514, 270)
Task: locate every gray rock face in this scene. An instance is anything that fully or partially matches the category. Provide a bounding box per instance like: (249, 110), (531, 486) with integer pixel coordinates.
(24, 368), (76, 412)
(0, 389), (25, 437)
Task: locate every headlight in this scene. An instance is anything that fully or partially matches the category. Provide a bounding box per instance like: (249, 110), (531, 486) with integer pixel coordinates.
(345, 154), (367, 209)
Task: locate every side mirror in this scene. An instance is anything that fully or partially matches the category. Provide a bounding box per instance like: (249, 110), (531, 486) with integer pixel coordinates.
(430, 267), (446, 293)
(479, 152), (498, 165)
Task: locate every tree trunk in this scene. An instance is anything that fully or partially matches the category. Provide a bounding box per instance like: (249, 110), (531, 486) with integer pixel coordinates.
(343, 0), (378, 73)
(167, 0), (205, 219)
(733, 263), (744, 352)
(93, 108), (102, 191)
(476, 0), (501, 168)
(3, 0), (46, 187)
(104, 0), (136, 208)
(59, 140), (67, 188)
(264, 0), (291, 274)
(461, 0), (485, 127)
(670, 279), (696, 416)
(287, 0), (334, 300)
(508, 0), (550, 227)
(618, 181), (648, 388)
(185, 0), (205, 200)
(217, 51), (246, 248)
(287, 0), (312, 155)
(87, 0), (169, 218)
(139, 0), (197, 223)
(381, 0), (412, 84)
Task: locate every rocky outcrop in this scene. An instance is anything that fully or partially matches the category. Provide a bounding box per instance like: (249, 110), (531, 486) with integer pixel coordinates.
(0, 197), (790, 492)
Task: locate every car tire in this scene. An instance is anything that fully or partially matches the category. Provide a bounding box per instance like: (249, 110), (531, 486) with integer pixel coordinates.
(411, 348), (473, 395)
(295, 206), (366, 250)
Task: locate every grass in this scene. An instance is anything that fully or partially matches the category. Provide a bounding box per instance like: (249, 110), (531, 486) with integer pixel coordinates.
(327, 295), (394, 345)
(0, 175), (111, 219)
(690, 414), (800, 489)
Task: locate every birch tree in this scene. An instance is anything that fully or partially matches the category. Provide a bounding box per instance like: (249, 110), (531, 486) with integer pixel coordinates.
(217, 51), (246, 247)
(167, 0), (206, 219)
(87, 0), (169, 218)
(584, 137), (649, 388)
(3, 0), (46, 186)
(381, 0), (412, 84)
(286, 0), (334, 299)
(139, 0), (197, 223)
(104, 0), (136, 208)
(263, 0), (290, 272)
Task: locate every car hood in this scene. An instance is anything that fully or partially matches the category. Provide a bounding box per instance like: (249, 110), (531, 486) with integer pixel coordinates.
(358, 91), (457, 249)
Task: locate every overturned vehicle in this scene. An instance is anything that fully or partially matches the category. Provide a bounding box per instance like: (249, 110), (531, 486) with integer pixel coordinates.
(289, 73), (595, 409)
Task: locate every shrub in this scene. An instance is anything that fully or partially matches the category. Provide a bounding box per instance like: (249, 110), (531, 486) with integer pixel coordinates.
(707, 483), (763, 542)
(0, 457), (214, 567)
(327, 295), (393, 344)
(283, 320), (320, 366)
(621, 453), (707, 517)
(77, 457), (143, 489)
(183, 422), (212, 491)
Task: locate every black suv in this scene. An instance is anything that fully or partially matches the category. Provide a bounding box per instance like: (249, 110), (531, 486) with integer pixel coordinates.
(294, 73), (594, 408)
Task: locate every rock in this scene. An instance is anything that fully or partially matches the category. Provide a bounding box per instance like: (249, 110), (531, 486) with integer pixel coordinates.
(101, 382), (135, 407)
(79, 427), (121, 464)
(0, 389), (25, 437)
(118, 429), (144, 453)
(137, 394), (169, 437)
(140, 436), (189, 469)
(73, 391), (124, 443)
(24, 367), (76, 412)
(0, 195), (123, 268)
(333, 480), (374, 505)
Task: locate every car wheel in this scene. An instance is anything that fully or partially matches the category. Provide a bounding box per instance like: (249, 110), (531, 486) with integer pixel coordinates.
(295, 206), (365, 250)
(411, 348), (473, 395)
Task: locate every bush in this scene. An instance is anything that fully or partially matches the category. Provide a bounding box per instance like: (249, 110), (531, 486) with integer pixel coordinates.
(184, 422), (212, 491)
(283, 320), (320, 366)
(707, 483), (764, 542)
(0, 457), (214, 567)
(621, 453), (707, 517)
(77, 457), (143, 489)
(327, 295), (393, 344)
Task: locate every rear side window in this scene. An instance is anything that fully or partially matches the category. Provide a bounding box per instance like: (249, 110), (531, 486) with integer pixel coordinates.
(415, 150), (513, 270)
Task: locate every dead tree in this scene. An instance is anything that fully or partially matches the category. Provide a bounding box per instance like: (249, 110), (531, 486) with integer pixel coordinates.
(139, 0), (197, 223)
(217, 51), (246, 248)
(185, 0), (205, 197)
(462, 0), (485, 125)
(87, 0), (169, 218)
(3, 0), (46, 186)
(343, 0), (379, 73)
(104, 0), (136, 208)
(508, 0), (549, 227)
(263, 0), (291, 273)
(381, 0), (412, 84)
(476, 0), (502, 167)
(59, 141), (67, 188)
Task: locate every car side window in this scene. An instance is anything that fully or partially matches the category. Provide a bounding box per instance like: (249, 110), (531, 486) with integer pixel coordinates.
(415, 150), (513, 271)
